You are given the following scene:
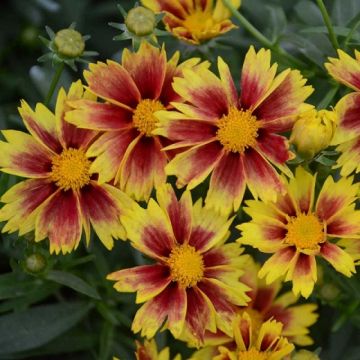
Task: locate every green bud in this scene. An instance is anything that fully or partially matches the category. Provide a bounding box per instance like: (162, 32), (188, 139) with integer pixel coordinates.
(54, 29), (85, 58)
(125, 6), (156, 36)
(24, 253), (47, 274)
(320, 283), (340, 301)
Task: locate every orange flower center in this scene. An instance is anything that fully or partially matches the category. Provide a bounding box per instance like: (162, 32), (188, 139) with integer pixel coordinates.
(216, 107), (259, 153)
(167, 244), (204, 288)
(238, 348), (270, 360)
(132, 99), (165, 136)
(182, 10), (217, 42)
(285, 213), (325, 250)
(50, 148), (91, 191)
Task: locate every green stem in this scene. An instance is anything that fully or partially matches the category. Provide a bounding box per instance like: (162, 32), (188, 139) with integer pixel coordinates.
(344, 18), (360, 49)
(223, 0), (305, 68)
(44, 62), (65, 107)
(316, 0), (340, 51)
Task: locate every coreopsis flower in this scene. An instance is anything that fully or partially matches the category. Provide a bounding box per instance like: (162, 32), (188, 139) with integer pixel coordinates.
(238, 166), (359, 298)
(107, 184), (250, 343)
(290, 109), (336, 159)
(239, 258), (318, 345)
(325, 50), (360, 176)
(66, 42), (206, 201)
(0, 81), (131, 254)
(141, 0), (241, 45)
(134, 339), (181, 360)
(212, 313), (294, 360)
(155, 46), (313, 215)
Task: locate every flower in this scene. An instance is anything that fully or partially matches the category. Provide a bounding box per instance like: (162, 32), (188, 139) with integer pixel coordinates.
(239, 258), (318, 346)
(238, 166), (359, 298)
(107, 184), (250, 344)
(155, 46), (313, 215)
(213, 313), (294, 360)
(141, 0), (241, 45)
(325, 50), (360, 176)
(0, 81), (131, 254)
(66, 42), (206, 201)
(325, 49), (360, 92)
(134, 339), (181, 360)
(290, 109), (337, 159)
(291, 350), (320, 360)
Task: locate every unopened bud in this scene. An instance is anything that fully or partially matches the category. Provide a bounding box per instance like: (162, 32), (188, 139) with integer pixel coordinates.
(320, 283), (340, 301)
(24, 253), (47, 274)
(290, 109), (336, 159)
(54, 29), (85, 58)
(125, 6), (156, 36)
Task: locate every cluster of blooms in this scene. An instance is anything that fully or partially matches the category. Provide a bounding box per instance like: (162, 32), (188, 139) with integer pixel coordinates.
(1, 0), (360, 359)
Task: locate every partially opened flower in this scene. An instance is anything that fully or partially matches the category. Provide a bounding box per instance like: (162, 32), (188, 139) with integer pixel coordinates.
(0, 81), (131, 254)
(238, 166), (359, 298)
(214, 313), (294, 360)
(141, 0), (241, 45)
(325, 50), (360, 176)
(66, 42), (206, 201)
(156, 46), (313, 215)
(134, 338), (181, 360)
(107, 184), (250, 344)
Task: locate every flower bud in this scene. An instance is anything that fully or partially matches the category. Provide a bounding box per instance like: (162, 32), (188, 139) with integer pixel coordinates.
(320, 283), (340, 301)
(125, 6), (156, 36)
(54, 29), (85, 58)
(290, 109), (337, 159)
(24, 253), (47, 274)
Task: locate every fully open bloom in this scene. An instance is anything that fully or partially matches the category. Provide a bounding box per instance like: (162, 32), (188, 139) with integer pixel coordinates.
(209, 313), (294, 360)
(155, 46), (313, 215)
(66, 42), (206, 201)
(134, 339), (181, 360)
(141, 0), (241, 45)
(0, 81), (131, 254)
(107, 184), (250, 344)
(325, 50), (360, 176)
(238, 166), (359, 298)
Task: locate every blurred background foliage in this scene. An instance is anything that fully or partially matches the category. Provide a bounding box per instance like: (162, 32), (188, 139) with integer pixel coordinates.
(0, 0), (360, 359)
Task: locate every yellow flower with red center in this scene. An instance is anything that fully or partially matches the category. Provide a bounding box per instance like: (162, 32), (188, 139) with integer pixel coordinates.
(325, 50), (360, 176)
(0, 81), (131, 254)
(141, 0), (241, 45)
(211, 313), (294, 360)
(134, 339), (181, 360)
(107, 184), (250, 343)
(238, 166), (359, 298)
(155, 46), (313, 215)
(66, 42), (206, 201)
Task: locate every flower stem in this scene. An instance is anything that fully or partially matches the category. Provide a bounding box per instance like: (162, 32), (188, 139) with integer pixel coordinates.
(316, 0), (340, 51)
(223, 0), (305, 68)
(44, 62), (65, 107)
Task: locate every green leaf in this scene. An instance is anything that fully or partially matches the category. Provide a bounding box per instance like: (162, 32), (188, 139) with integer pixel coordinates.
(301, 26), (360, 41)
(0, 302), (92, 354)
(0, 273), (38, 300)
(45, 270), (101, 300)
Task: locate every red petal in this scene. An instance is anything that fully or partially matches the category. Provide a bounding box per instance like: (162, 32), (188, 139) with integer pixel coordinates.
(243, 148), (284, 201)
(85, 61), (141, 108)
(122, 43), (166, 100)
(119, 135), (167, 201)
(206, 152), (246, 215)
(35, 190), (82, 254)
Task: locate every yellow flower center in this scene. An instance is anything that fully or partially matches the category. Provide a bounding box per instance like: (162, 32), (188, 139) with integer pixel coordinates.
(238, 348), (270, 360)
(216, 108), (259, 153)
(50, 148), (91, 191)
(285, 213), (325, 250)
(132, 99), (165, 136)
(182, 10), (217, 42)
(167, 244), (204, 288)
